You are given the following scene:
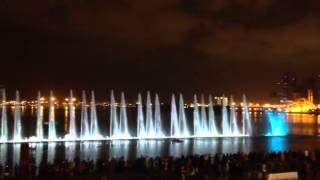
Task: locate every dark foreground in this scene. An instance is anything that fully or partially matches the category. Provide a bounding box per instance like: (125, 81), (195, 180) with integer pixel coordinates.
(2, 150), (320, 180)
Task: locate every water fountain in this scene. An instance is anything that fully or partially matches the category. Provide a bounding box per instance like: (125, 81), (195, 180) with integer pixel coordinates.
(193, 95), (201, 136)
(119, 92), (130, 138)
(0, 90), (254, 143)
(48, 90), (57, 140)
(154, 93), (164, 137)
(80, 91), (90, 139)
(110, 90), (119, 138)
(137, 93), (146, 138)
(230, 96), (240, 135)
(200, 95), (209, 136)
(146, 92), (155, 137)
(36, 91), (44, 140)
(1, 90), (8, 141)
(243, 95), (252, 135)
(178, 94), (190, 137)
(222, 95), (231, 136)
(66, 90), (77, 140)
(90, 91), (102, 139)
(13, 91), (22, 141)
(170, 94), (180, 137)
(208, 95), (219, 136)
(266, 112), (289, 136)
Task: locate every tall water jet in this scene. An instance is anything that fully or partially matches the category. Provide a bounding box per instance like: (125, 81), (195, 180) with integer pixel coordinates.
(154, 93), (164, 137)
(178, 94), (190, 137)
(67, 90), (77, 140)
(90, 91), (101, 138)
(200, 95), (208, 136)
(146, 92), (155, 137)
(13, 90), (22, 141)
(1, 89), (8, 141)
(36, 91), (44, 140)
(230, 96), (240, 135)
(110, 90), (119, 138)
(170, 94), (180, 137)
(208, 95), (219, 136)
(193, 95), (201, 136)
(48, 90), (57, 140)
(242, 95), (252, 135)
(222, 95), (231, 136)
(266, 112), (288, 136)
(137, 93), (146, 138)
(119, 92), (130, 138)
(80, 91), (90, 139)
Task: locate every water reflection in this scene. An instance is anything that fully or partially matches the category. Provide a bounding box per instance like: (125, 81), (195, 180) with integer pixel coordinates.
(47, 143), (56, 164)
(65, 142), (77, 161)
(109, 141), (130, 160)
(137, 140), (164, 157)
(0, 144), (7, 165)
(268, 137), (288, 152)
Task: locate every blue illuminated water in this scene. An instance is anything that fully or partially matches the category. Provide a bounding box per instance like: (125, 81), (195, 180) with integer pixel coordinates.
(266, 112), (289, 136)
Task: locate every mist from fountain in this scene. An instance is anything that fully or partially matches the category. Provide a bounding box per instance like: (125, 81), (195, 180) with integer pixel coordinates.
(230, 96), (240, 135)
(36, 91), (44, 140)
(200, 95), (209, 136)
(222, 95), (231, 136)
(48, 90), (57, 140)
(13, 91), (22, 141)
(178, 94), (190, 137)
(80, 91), (90, 139)
(146, 92), (155, 137)
(66, 90), (77, 140)
(208, 95), (219, 136)
(119, 92), (130, 138)
(193, 95), (201, 136)
(110, 90), (119, 138)
(170, 94), (180, 137)
(137, 93), (146, 138)
(154, 94), (164, 137)
(243, 95), (252, 135)
(90, 91), (101, 139)
(1, 90), (8, 141)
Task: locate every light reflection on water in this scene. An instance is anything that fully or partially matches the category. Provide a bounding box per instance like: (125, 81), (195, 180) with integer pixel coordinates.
(0, 136), (320, 166)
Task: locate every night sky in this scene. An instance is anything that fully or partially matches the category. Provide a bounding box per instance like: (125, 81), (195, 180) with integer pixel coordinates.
(1, 0), (320, 102)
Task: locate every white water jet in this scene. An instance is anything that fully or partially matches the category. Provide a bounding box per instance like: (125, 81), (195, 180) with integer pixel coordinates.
(154, 93), (164, 137)
(222, 95), (231, 136)
(137, 93), (146, 138)
(13, 91), (22, 141)
(146, 92), (155, 137)
(193, 95), (201, 136)
(178, 94), (190, 136)
(36, 91), (44, 140)
(110, 90), (119, 138)
(1, 89), (8, 141)
(48, 91), (57, 140)
(170, 94), (180, 137)
(242, 94), (252, 135)
(80, 91), (90, 139)
(208, 95), (219, 136)
(90, 91), (101, 138)
(230, 96), (240, 135)
(200, 94), (208, 136)
(119, 92), (130, 138)
(66, 90), (77, 140)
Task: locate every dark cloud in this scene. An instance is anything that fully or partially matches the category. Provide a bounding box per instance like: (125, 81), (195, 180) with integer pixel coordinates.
(1, 0), (320, 102)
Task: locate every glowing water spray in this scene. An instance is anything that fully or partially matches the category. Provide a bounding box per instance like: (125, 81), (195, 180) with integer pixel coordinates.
(1, 89), (8, 141)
